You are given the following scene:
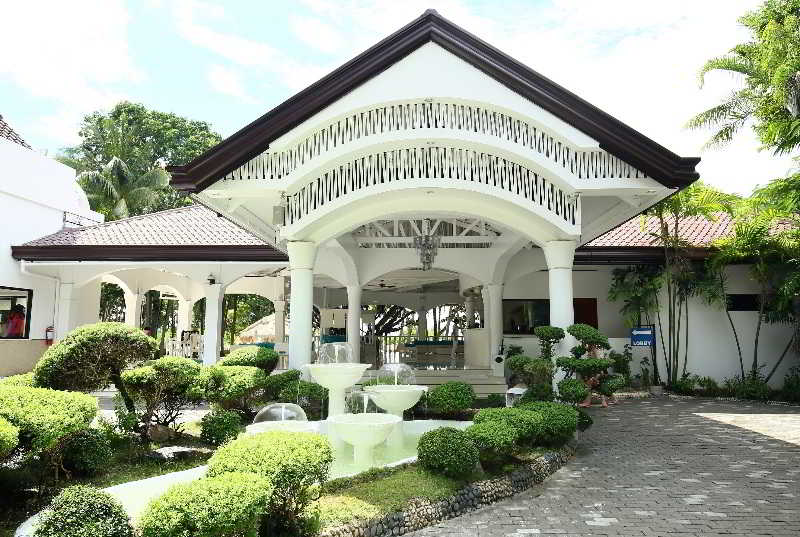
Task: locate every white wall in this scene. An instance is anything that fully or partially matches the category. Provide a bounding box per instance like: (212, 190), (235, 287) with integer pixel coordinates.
(0, 139), (102, 373)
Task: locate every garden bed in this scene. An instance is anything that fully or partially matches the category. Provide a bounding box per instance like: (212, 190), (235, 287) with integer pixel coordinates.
(317, 445), (574, 537)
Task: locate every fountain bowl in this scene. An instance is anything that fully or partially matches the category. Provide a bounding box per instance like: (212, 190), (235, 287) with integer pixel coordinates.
(306, 363), (370, 390)
(328, 412), (402, 449)
(364, 384), (426, 415)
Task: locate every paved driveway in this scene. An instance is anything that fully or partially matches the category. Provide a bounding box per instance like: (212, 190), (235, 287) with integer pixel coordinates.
(408, 397), (800, 537)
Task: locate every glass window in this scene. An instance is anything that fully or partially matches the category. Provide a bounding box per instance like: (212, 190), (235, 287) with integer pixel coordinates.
(726, 294), (760, 312)
(502, 299), (550, 335)
(0, 286), (33, 339)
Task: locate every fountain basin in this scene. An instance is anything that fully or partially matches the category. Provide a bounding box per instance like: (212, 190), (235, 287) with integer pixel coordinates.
(306, 363), (370, 391)
(246, 421), (316, 434)
(364, 385), (426, 415)
(328, 413), (402, 467)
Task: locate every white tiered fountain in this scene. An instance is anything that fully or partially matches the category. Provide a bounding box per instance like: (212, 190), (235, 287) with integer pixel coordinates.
(305, 342), (399, 467)
(363, 364), (427, 449)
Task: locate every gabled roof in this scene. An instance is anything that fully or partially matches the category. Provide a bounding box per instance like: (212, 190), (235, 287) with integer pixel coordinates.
(0, 114), (31, 149)
(586, 213), (734, 248)
(168, 9), (700, 194)
(11, 204), (288, 262)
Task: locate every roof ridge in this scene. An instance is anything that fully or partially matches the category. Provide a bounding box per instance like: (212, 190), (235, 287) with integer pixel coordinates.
(72, 204), (204, 231)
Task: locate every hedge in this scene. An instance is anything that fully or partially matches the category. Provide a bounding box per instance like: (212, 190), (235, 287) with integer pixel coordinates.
(516, 401), (578, 446)
(557, 378), (589, 405)
(473, 407), (541, 445)
(0, 416), (19, 459)
(207, 430), (333, 532)
(220, 346), (279, 374)
(263, 369), (302, 401)
(417, 426), (479, 478)
(34, 485), (133, 537)
(138, 473), (272, 537)
(0, 385), (96, 453)
(465, 420), (518, 469)
(0, 372), (34, 387)
(277, 380), (328, 419)
(426, 382), (475, 414)
(61, 428), (113, 477)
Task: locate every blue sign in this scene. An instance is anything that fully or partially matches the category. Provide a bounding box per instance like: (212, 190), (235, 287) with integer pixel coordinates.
(631, 325), (654, 346)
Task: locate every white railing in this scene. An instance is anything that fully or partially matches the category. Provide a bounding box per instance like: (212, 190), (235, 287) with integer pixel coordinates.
(285, 145), (578, 226)
(221, 100), (647, 184)
(379, 335), (464, 367)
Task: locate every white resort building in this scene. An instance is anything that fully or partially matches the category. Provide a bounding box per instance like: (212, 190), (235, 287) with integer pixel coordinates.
(2, 11), (794, 391)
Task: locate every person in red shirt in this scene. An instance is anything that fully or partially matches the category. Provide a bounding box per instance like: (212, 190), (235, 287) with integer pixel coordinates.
(6, 305), (26, 338)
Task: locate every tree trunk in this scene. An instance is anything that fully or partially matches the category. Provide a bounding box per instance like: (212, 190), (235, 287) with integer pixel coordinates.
(725, 308), (745, 378)
(229, 295), (239, 346)
(766, 335), (794, 382)
(111, 371), (135, 413)
(753, 287), (766, 375)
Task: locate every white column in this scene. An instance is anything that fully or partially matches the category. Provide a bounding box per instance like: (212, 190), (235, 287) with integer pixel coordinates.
(482, 283), (504, 359)
(176, 299), (193, 336)
(273, 300), (286, 343)
(202, 284), (224, 366)
(54, 282), (74, 342)
(124, 292), (142, 328)
(416, 308), (428, 340)
(346, 285), (362, 363)
(464, 296), (475, 329)
(543, 240), (577, 383)
(288, 241), (318, 370)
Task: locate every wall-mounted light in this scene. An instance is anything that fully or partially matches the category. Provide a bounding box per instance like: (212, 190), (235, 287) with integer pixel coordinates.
(207, 274), (216, 285)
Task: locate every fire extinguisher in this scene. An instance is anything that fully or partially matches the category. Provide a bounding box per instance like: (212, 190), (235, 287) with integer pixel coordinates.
(45, 326), (55, 346)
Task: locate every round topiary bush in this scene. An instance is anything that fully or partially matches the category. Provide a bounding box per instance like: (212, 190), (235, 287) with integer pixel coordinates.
(556, 357), (614, 378)
(465, 420), (518, 470)
(566, 323), (610, 352)
(426, 381), (475, 415)
(0, 385), (96, 454)
(195, 365), (268, 418)
(533, 325), (565, 360)
(207, 430), (333, 534)
(517, 401), (578, 446)
(473, 407), (541, 445)
(200, 408), (242, 446)
(220, 346), (279, 374)
(138, 473), (272, 537)
(262, 369), (302, 401)
(598, 374), (626, 396)
(557, 378), (589, 406)
(417, 427), (479, 478)
(0, 416), (19, 459)
(505, 354), (533, 376)
(518, 382), (554, 404)
(62, 428), (112, 477)
(33, 323), (157, 412)
(34, 485), (134, 537)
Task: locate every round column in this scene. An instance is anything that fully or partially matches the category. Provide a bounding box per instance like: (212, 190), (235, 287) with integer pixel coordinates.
(288, 241), (318, 371)
(346, 285), (362, 363)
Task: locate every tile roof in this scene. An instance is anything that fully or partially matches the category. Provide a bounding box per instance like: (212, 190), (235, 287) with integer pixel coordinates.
(585, 213), (734, 248)
(0, 114), (31, 149)
(21, 204), (268, 247)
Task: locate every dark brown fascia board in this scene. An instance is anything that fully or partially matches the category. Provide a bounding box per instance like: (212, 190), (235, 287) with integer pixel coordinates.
(11, 245), (289, 263)
(168, 9), (700, 194)
(575, 246), (711, 265)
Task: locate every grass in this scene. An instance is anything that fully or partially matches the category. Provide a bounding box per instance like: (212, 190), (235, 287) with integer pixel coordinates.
(316, 465), (470, 529)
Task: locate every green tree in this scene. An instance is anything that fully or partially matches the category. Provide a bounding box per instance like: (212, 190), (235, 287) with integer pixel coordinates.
(77, 157), (170, 220)
(688, 0), (800, 153)
(60, 101), (221, 217)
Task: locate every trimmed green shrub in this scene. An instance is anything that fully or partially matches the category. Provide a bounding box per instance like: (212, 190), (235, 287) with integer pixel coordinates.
(517, 401), (578, 446)
(278, 380), (328, 420)
(0, 385), (96, 453)
(473, 407), (541, 445)
(122, 356), (201, 433)
(518, 382), (554, 403)
(598, 374), (626, 396)
(0, 372), (34, 386)
(779, 366), (800, 403)
(566, 323), (610, 352)
(608, 345), (633, 380)
(207, 430), (333, 533)
(524, 358), (554, 385)
(138, 473), (272, 537)
(734, 373), (771, 400)
(557, 378), (589, 405)
(556, 357), (613, 378)
(0, 416), (19, 459)
(505, 354), (533, 376)
(533, 325), (565, 360)
(427, 382), (475, 414)
(195, 365), (267, 417)
(263, 369), (302, 400)
(465, 420), (518, 469)
(417, 426), (479, 478)
(33, 323), (157, 412)
(485, 393), (505, 408)
(200, 408), (242, 446)
(220, 346), (279, 374)
(34, 485), (134, 537)
(62, 428), (113, 477)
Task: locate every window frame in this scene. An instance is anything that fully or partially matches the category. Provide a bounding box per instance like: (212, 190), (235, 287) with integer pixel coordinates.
(0, 285), (33, 340)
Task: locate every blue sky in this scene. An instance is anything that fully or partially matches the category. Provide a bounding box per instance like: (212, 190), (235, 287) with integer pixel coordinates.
(1, 0), (794, 195)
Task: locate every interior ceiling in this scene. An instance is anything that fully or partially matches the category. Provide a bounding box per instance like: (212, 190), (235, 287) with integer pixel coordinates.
(351, 217), (503, 250)
(313, 268), (459, 292)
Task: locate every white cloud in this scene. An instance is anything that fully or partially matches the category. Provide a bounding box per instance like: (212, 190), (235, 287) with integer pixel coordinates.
(207, 64), (258, 103)
(289, 15), (345, 54)
(0, 0), (141, 146)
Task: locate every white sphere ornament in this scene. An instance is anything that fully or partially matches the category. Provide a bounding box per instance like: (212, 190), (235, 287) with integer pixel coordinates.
(252, 402), (308, 424)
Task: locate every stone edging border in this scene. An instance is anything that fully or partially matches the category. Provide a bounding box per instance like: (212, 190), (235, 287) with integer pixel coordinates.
(320, 445), (576, 537)
(666, 393), (800, 408)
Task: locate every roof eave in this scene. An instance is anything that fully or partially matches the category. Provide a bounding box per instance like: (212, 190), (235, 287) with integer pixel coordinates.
(11, 245), (289, 263)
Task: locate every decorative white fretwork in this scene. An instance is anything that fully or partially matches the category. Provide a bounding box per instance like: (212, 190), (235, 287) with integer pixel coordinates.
(284, 146), (577, 227)
(352, 219), (499, 249)
(220, 100), (647, 185)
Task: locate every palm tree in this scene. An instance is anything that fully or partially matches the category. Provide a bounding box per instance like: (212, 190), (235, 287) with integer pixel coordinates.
(78, 157), (170, 220)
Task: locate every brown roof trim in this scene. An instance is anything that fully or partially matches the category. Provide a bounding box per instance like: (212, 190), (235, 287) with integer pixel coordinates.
(168, 9), (699, 194)
(11, 245), (289, 262)
(575, 246), (711, 265)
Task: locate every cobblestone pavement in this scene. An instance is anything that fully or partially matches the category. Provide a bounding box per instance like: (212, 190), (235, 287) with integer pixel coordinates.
(407, 397), (800, 537)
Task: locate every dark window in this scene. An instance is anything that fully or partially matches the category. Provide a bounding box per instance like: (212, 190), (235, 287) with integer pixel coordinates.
(0, 286), (33, 339)
(502, 298), (598, 334)
(726, 294), (760, 312)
